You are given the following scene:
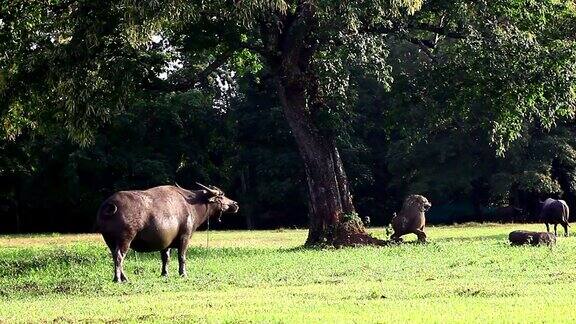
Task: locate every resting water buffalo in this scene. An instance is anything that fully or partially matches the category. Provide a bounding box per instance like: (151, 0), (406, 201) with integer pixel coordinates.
(391, 194), (431, 243)
(96, 183), (239, 282)
(509, 230), (556, 246)
(538, 198), (570, 237)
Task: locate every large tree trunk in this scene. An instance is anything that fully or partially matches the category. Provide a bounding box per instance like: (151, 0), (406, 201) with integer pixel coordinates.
(275, 79), (382, 246)
(332, 141), (355, 215)
(261, 1), (385, 246)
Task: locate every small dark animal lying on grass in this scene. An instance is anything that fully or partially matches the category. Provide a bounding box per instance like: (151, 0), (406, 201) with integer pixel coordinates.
(96, 183), (239, 282)
(538, 198), (570, 237)
(508, 230), (556, 246)
(391, 194), (431, 243)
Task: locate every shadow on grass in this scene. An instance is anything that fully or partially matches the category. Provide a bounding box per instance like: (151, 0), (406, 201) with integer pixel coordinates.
(435, 234), (509, 242)
(184, 245), (314, 259)
(0, 249), (105, 278)
(0, 277), (101, 298)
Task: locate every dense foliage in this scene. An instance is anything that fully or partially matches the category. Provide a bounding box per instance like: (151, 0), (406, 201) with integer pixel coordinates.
(1, 0), (576, 233)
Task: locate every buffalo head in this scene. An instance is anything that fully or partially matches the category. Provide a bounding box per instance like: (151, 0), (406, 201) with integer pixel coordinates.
(196, 182), (239, 215)
(405, 194), (432, 212)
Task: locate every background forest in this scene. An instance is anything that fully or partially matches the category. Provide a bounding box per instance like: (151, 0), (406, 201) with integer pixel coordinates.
(1, 1), (576, 233)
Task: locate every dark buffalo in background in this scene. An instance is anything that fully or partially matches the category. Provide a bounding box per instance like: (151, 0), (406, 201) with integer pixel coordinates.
(538, 198), (570, 237)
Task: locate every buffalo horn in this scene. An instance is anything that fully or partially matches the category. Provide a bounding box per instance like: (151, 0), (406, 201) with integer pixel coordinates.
(196, 182), (220, 195)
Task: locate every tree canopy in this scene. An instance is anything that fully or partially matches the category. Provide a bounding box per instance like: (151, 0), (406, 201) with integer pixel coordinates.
(1, 0), (576, 238)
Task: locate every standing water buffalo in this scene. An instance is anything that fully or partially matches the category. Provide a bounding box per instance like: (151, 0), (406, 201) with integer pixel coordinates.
(96, 183), (239, 282)
(538, 198), (570, 237)
(391, 194), (431, 243)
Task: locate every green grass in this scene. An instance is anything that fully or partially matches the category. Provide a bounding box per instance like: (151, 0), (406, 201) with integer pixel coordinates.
(1, 223), (575, 323)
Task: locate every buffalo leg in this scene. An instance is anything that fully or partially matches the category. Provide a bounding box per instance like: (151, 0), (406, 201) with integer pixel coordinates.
(563, 223), (569, 237)
(113, 242), (130, 283)
(102, 235), (127, 283)
(103, 236), (116, 282)
(414, 229), (427, 243)
(103, 235), (115, 253)
(160, 248), (170, 276)
(554, 224), (558, 237)
(545, 223), (550, 233)
(178, 238), (189, 277)
(390, 232), (403, 243)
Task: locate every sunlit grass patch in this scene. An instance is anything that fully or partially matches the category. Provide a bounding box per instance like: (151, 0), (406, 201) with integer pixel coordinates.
(0, 223), (574, 322)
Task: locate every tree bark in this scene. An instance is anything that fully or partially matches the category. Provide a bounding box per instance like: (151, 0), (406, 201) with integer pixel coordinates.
(275, 78), (376, 246)
(262, 2), (384, 246)
(331, 142), (355, 215)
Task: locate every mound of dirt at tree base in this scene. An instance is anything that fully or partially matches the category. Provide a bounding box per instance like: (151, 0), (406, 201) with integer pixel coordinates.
(333, 231), (389, 247)
(332, 219), (389, 247)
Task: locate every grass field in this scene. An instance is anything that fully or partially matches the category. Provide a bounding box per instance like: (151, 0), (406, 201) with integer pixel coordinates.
(1, 223), (575, 323)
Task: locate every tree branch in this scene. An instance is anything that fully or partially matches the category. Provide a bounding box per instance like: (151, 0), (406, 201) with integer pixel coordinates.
(176, 49), (234, 91)
(362, 20), (467, 39)
(145, 48), (235, 93)
(408, 22), (467, 39)
(402, 34), (437, 61)
(358, 19), (466, 61)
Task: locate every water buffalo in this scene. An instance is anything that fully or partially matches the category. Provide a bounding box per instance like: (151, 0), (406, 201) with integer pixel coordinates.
(96, 183), (239, 282)
(509, 230), (556, 246)
(391, 194), (431, 243)
(538, 198), (570, 237)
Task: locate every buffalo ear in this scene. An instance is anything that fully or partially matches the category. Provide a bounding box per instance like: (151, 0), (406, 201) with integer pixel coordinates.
(207, 196), (218, 203)
(177, 193), (197, 204)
